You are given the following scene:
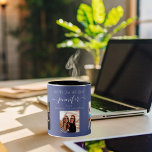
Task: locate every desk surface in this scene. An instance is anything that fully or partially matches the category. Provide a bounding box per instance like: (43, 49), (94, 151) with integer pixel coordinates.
(0, 78), (152, 152)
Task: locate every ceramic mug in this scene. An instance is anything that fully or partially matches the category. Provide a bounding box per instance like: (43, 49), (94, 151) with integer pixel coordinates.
(47, 80), (91, 137)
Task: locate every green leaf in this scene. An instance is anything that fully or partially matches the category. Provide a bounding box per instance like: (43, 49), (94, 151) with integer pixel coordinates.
(86, 39), (107, 49)
(85, 24), (107, 37)
(104, 17), (136, 40)
(65, 32), (80, 38)
(113, 17), (136, 33)
(77, 3), (94, 27)
(57, 38), (85, 49)
(56, 19), (81, 33)
(65, 32), (92, 41)
(92, 0), (105, 24)
(104, 5), (124, 27)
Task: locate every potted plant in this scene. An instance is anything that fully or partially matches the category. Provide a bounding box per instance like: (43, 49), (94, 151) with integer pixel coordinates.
(56, 0), (136, 84)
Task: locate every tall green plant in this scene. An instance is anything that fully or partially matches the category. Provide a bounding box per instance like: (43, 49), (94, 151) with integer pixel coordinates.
(57, 0), (136, 67)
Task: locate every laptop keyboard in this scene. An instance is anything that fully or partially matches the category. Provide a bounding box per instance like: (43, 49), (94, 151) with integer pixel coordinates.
(91, 96), (133, 112)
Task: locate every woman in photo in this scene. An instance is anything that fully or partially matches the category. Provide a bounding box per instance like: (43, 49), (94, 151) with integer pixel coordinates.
(61, 115), (69, 133)
(69, 115), (76, 132)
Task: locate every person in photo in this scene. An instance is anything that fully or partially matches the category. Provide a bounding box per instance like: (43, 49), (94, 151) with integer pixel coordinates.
(61, 115), (69, 133)
(69, 115), (76, 132)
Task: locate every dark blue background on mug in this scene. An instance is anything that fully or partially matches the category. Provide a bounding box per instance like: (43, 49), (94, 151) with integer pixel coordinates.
(47, 82), (91, 137)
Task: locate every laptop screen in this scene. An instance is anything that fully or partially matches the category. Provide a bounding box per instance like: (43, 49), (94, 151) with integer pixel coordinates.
(95, 39), (152, 110)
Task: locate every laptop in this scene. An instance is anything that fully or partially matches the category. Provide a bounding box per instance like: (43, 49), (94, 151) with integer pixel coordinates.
(91, 39), (152, 120)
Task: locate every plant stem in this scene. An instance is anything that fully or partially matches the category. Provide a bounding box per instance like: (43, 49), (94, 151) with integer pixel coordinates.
(81, 32), (92, 41)
(95, 49), (100, 68)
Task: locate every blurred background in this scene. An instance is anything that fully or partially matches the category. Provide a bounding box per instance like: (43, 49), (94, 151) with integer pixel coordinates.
(0, 0), (151, 80)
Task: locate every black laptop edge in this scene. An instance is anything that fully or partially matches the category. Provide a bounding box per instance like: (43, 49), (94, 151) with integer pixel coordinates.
(94, 39), (152, 113)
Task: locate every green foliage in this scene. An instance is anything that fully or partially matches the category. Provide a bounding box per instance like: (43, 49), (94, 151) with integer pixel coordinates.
(85, 140), (114, 152)
(113, 18), (136, 33)
(56, 19), (81, 33)
(65, 32), (80, 38)
(57, 0), (136, 67)
(77, 3), (94, 27)
(57, 38), (85, 49)
(92, 0), (105, 24)
(11, 0), (79, 78)
(86, 39), (107, 50)
(105, 17), (137, 40)
(104, 5), (123, 27)
(85, 24), (107, 37)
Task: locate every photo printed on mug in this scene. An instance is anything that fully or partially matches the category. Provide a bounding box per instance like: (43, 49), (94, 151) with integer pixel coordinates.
(60, 110), (80, 133)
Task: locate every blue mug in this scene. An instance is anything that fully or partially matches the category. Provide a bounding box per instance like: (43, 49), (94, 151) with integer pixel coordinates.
(47, 80), (91, 137)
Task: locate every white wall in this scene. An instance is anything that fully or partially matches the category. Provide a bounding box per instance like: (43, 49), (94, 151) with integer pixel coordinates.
(139, 0), (152, 38)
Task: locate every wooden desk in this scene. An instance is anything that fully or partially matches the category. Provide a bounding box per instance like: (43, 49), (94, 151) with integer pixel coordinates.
(0, 78), (152, 152)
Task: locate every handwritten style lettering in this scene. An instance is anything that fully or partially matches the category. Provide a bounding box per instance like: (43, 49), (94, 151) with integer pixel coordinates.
(52, 95), (86, 104)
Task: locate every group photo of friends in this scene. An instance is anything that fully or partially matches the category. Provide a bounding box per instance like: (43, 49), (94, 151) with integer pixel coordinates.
(60, 111), (80, 133)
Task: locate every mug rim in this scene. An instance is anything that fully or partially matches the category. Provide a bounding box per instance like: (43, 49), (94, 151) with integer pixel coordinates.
(48, 80), (90, 86)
